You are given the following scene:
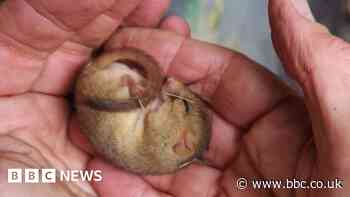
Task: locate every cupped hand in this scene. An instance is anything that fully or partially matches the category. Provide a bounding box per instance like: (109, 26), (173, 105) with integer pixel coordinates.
(1, 0), (349, 197)
(84, 1), (350, 197)
(0, 0), (172, 196)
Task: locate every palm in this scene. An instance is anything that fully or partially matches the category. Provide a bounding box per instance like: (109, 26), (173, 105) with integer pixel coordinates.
(1, 83), (315, 197)
(0, 1), (345, 197)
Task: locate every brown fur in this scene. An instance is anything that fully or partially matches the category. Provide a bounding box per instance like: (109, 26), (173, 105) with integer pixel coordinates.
(74, 48), (211, 174)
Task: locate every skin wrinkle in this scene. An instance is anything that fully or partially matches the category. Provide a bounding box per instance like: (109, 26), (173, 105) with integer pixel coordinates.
(116, 28), (150, 52)
(295, 138), (314, 173)
(228, 146), (274, 196)
(26, 0), (121, 50)
(1, 134), (54, 170)
(308, 63), (350, 166)
(7, 129), (94, 196)
(203, 52), (235, 98)
(241, 145), (267, 185)
(103, 0), (143, 26)
(0, 154), (38, 169)
(29, 98), (86, 171)
(78, 0), (144, 43)
(0, 0), (144, 95)
(169, 45), (228, 106)
(200, 53), (229, 98)
(0, 102), (29, 133)
(201, 112), (239, 170)
(231, 71), (290, 127)
(30, 44), (87, 96)
(27, 67), (47, 95)
(0, 136), (41, 168)
(55, 40), (92, 57)
(8, 134), (51, 165)
(156, 32), (186, 74)
(165, 35), (186, 75)
(302, 88), (329, 165)
(297, 32), (326, 88)
(294, 139), (314, 197)
(23, 0), (74, 33)
(28, 0), (117, 31)
(3, 94), (81, 172)
(169, 43), (208, 84)
(31, 95), (56, 132)
(0, 30), (48, 61)
(245, 99), (311, 197)
(124, 0), (145, 24)
(245, 95), (296, 131)
(0, 4), (66, 93)
(0, 99), (37, 133)
(30, 43), (92, 96)
(71, 13), (120, 48)
(0, 0), (69, 51)
(28, 1), (152, 95)
(0, 45), (42, 96)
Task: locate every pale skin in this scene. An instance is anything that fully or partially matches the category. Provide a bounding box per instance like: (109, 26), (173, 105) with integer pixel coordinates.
(0, 0), (349, 196)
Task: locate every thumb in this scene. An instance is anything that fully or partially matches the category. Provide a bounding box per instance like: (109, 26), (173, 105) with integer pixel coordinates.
(270, 0), (350, 175)
(269, 0), (328, 83)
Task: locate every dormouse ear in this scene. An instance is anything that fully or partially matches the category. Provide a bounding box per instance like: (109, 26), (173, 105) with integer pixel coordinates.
(76, 48), (164, 112)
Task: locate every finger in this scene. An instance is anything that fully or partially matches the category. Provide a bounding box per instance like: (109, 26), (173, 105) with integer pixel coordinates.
(269, 0), (350, 171)
(202, 113), (240, 169)
(123, 0), (171, 27)
(268, 0), (328, 83)
(105, 28), (291, 128)
(243, 96), (312, 196)
(0, 0), (69, 95)
(143, 164), (221, 196)
(160, 15), (191, 37)
(291, 0), (315, 21)
(221, 146), (275, 196)
(87, 158), (171, 197)
(0, 0), (168, 95)
(32, 0), (171, 95)
(27, 0), (142, 95)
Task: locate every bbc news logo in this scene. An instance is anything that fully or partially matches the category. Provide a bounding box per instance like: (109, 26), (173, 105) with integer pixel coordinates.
(8, 169), (102, 183)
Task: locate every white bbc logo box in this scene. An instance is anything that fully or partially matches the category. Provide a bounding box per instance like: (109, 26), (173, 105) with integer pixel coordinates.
(8, 169), (57, 183)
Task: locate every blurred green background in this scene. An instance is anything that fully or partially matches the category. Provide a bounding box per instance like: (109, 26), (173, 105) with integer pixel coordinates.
(168, 0), (284, 78)
(169, 0), (347, 83)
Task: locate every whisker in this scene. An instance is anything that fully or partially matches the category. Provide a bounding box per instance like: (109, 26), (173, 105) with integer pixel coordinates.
(165, 92), (195, 103)
(138, 98), (145, 111)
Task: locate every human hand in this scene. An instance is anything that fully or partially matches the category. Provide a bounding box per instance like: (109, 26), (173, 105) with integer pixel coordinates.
(80, 1), (348, 197)
(1, 0), (349, 197)
(0, 0), (173, 196)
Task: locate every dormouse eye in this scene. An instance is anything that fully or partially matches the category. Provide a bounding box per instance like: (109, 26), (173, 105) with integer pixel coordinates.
(164, 92), (193, 113)
(183, 99), (192, 113)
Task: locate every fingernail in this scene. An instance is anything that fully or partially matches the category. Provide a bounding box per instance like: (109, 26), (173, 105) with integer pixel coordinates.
(291, 0), (315, 21)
